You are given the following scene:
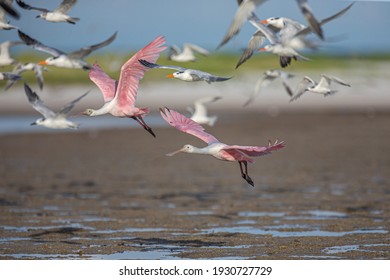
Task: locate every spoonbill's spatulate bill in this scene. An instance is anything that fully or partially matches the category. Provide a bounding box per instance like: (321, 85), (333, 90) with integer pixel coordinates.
(160, 107), (285, 187)
(83, 36), (167, 138)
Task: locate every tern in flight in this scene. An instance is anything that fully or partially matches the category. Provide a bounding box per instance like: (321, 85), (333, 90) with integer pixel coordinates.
(23, 83), (88, 129)
(139, 59), (231, 84)
(290, 74), (351, 102)
(18, 30), (117, 70)
(4, 62), (47, 91)
(168, 43), (209, 62)
(16, 0), (79, 24)
(187, 96), (222, 126)
(244, 69), (294, 107)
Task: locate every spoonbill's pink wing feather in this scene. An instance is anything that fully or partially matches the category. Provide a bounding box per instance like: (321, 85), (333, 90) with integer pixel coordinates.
(223, 140), (285, 157)
(115, 36), (166, 108)
(89, 63), (117, 102)
(160, 107), (219, 145)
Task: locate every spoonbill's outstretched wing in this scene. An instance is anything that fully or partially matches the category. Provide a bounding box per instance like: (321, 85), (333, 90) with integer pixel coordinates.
(89, 63), (117, 103)
(115, 36), (166, 108)
(223, 139), (285, 157)
(160, 107), (219, 145)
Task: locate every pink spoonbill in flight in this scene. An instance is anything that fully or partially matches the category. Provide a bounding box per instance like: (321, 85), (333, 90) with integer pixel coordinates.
(82, 36), (167, 137)
(160, 107), (285, 187)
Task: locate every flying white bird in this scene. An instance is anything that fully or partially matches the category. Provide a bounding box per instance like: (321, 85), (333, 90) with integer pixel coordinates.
(139, 59), (231, 83)
(0, 40), (23, 66)
(187, 96), (222, 126)
(244, 69), (294, 107)
(23, 83), (89, 129)
(16, 0), (79, 24)
(18, 30), (117, 70)
(4, 62), (47, 90)
(168, 43), (209, 62)
(290, 74), (351, 102)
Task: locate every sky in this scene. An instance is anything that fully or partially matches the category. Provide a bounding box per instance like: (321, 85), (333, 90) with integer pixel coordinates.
(1, 0), (390, 55)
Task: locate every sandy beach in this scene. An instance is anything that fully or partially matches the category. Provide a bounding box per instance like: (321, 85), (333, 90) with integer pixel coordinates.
(0, 108), (389, 259)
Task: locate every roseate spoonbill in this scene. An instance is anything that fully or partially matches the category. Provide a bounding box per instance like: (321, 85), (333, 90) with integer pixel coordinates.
(290, 74), (351, 102)
(187, 96), (222, 126)
(16, 0), (79, 24)
(160, 107), (285, 187)
(138, 59), (231, 84)
(168, 43), (209, 62)
(18, 30), (117, 70)
(23, 83), (88, 129)
(82, 36), (167, 138)
(244, 69), (294, 107)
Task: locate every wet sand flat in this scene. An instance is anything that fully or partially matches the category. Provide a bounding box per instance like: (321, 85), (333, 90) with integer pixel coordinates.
(0, 111), (389, 259)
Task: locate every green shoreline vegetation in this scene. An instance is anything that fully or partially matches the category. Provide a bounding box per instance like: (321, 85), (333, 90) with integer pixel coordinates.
(3, 52), (389, 85)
